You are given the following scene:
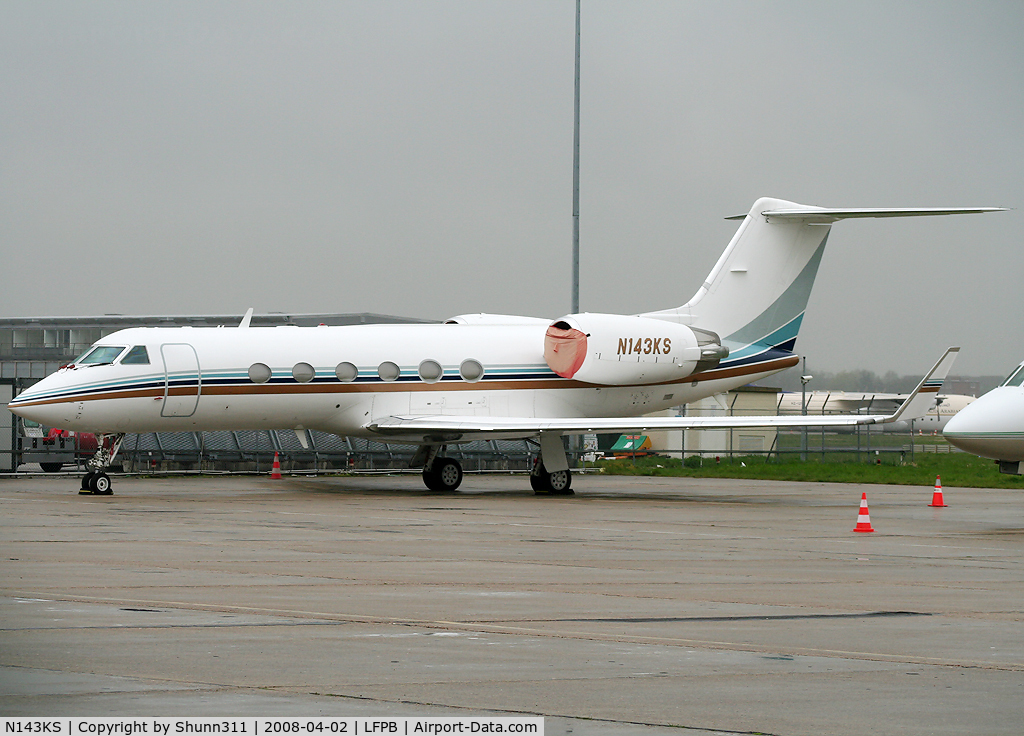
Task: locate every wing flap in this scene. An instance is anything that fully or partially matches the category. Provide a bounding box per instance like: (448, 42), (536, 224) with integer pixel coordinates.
(369, 412), (885, 437)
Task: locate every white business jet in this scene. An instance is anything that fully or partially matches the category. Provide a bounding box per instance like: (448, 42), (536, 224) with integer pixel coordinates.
(9, 197), (995, 495)
(943, 360), (1024, 474)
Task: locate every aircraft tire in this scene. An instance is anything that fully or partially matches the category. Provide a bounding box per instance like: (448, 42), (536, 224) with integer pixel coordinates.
(40, 462), (64, 473)
(90, 472), (113, 495)
(422, 468), (443, 491)
(423, 458), (463, 492)
(80, 472), (95, 494)
(531, 463), (574, 495)
(434, 458), (463, 491)
(548, 468), (573, 494)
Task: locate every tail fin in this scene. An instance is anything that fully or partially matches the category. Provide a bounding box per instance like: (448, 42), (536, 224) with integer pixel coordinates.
(642, 198), (1002, 363)
(642, 197), (831, 360)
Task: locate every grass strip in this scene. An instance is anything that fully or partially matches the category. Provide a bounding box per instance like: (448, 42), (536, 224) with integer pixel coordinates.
(596, 452), (1024, 489)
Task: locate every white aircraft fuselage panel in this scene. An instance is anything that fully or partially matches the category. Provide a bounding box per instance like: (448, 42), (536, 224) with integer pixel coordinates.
(11, 323), (792, 438)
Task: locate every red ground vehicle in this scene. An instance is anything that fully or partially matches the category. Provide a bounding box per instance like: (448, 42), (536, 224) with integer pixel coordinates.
(19, 422), (100, 472)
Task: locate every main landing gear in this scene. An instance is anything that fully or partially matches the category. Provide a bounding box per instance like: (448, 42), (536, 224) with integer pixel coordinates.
(530, 432), (574, 495)
(423, 456), (464, 492)
(530, 459), (573, 495)
(414, 434), (575, 495)
(79, 433), (125, 496)
(418, 446), (464, 492)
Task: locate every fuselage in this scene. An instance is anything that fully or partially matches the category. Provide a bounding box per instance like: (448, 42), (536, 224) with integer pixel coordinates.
(944, 383), (1024, 463)
(9, 322), (796, 440)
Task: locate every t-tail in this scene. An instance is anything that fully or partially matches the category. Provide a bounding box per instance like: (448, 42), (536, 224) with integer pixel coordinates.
(641, 198), (1003, 372)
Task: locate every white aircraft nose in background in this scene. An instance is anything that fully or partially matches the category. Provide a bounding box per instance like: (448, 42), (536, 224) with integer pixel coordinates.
(943, 362), (1024, 474)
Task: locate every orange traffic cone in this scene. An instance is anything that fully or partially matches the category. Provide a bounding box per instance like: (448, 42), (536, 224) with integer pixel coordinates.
(929, 475), (947, 507)
(271, 452), (282, 479)
(853, 492), (875, 533)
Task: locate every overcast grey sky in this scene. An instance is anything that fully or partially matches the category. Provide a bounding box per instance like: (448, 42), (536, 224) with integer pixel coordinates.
(2, 1), (1021, 376)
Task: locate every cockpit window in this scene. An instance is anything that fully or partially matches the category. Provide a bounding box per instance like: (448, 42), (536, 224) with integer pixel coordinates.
(76, 346), (126, 365)
(121, 346), (150, 365)
(1003, 364), (1024, 387)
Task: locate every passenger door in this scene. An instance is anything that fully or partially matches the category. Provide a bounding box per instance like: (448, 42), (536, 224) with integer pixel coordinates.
(161, 343), (201, 417)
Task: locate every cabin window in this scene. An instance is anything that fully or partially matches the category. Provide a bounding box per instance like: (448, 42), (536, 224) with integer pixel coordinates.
(76, 346), (126, 365)
(1004, 365), (1024, 387)
(292, 362), (315, 383)
(378, 361), (401, 382)
(459, 359), (484, 382)
(335, 362), (358, 382)
(418, 359), (443, 383)
(121, 346), (150, 365)
(248, 363), (272, 383)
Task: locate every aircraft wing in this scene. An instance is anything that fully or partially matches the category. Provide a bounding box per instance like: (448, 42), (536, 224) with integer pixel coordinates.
(368, 348), (959, 439)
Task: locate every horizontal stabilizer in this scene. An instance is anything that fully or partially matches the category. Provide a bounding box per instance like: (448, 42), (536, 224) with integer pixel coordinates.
(726, 207), (1004, 222)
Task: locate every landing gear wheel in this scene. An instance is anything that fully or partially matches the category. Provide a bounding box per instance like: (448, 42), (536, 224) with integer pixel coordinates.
(89, 472), (113, 495)
(77, 433), (124, 496)
(531, 462), (573, 495)
(422, 468), (441, 491)
(548, 468), (572, 494)
(40, 462), (64, 473)
(422, 457), (463, 492)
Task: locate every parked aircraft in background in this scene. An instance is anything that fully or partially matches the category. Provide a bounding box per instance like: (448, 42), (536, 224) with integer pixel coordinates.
(777, 391), (975, 433)
(943, 360), (1024, 474)
(10, 197), (993, 495)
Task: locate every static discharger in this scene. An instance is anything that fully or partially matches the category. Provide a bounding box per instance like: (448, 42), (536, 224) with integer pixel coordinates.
(929, 475), (948, 507)
(853, 492), (875, 533)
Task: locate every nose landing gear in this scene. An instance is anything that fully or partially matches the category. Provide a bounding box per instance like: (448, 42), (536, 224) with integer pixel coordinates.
(78, 433), (125, 496)
(80, 471), (112, 495)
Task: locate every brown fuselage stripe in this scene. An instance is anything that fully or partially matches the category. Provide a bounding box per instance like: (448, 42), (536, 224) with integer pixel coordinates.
(12, 356), (800, 408)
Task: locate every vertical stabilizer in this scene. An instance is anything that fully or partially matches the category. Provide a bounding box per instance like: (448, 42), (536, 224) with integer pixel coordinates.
(642, 197), (831, 361)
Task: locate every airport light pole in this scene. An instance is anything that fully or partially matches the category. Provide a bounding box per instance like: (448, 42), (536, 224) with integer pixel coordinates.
(800, 358), (812, 462)
(571, 0), (580, 315)
(568, 0), (582, 464)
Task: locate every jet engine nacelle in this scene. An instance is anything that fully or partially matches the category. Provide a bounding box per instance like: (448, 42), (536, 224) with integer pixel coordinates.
(544, 313), (726, 385)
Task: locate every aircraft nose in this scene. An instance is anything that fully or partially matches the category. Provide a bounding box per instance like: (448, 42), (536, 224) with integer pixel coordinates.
(944, 389), (1011, 436)
(8, 397), (65, 428)
(941, 404), (974, 436)
(7, 375), (74, 428)
(943, 387), (1024, 461)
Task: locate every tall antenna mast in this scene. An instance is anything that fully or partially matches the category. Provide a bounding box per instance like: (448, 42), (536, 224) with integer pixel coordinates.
(571, 0), (581, 314)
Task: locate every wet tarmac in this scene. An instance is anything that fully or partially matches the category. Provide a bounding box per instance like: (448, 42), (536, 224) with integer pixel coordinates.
(2, 472), (1022, 734)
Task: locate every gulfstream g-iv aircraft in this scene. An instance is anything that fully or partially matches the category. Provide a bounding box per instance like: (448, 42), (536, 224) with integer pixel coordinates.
(9, 197), (994, 495)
